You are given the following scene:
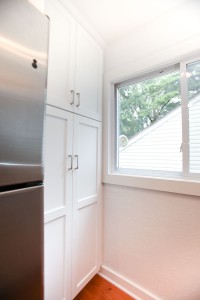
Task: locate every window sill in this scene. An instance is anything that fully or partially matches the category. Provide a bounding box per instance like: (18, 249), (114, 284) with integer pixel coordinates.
(103, 172), (200, 197)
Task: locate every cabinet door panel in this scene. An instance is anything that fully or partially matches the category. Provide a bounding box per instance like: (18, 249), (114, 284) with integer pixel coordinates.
(72, 115), (101, 297)
(44, 106), (73, 214)
(78, 122), (98, 200)
(44, 217), (66, 300)
(44, 106), (73, 300)
(45, 1), (75, 111)
(73, 115), (101, 209)
(74, 25), (102, 120)
(73, 203), (98, 297)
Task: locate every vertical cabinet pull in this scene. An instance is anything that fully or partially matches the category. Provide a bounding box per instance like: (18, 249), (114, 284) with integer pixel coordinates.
(74, 155), (79, 170)
(76, 92), (80, 107)
(70, 90), (74, 105)
(68, 155), (73, 170)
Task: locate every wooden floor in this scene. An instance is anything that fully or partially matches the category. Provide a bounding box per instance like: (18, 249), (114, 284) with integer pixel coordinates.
(73, 274), (135, 300)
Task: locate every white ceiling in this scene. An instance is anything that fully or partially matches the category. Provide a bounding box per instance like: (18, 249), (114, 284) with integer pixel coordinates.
(66, 0), (186, 44)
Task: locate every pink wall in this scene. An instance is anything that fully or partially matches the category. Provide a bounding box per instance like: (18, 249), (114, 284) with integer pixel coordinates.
(102, 1), (200, 299)
(102, 184), (200, 300)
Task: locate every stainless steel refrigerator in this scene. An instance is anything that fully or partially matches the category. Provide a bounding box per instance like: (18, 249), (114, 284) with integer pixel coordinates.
(0, 0), (49, 299)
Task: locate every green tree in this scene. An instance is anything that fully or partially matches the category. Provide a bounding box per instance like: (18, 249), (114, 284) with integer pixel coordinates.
(187, 62), (200, 98)
(119, 72), (180, 139)
(119, 65), (200, 139)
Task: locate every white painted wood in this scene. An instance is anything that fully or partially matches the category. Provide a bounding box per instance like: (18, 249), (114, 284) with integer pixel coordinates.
(44, 217), (66, 300)
(44, 207), (67, 223)
(99, 266), (159, 300)
(72, 115), (101, 297)
(45, 0), (76, 111)
(73, 115), (100, 207)
(58, 0), (105, 48)
(45, 0), (102, 120)
(44, 106), (73, 214)
(44, 107), (102, 299)
(44, 105), (73, 300)
(74, 24), (103, 121)
(73, 203), (99, 295)
(43, 2), (103, 298)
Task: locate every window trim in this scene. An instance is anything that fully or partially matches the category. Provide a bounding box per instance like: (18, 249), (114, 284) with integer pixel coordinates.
(103, 55), (200, 197)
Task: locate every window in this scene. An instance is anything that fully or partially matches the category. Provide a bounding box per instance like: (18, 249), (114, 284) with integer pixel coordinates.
(114, 58), (200, 179)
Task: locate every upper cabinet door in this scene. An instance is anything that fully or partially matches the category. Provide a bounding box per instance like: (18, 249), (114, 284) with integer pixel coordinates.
(74, 25), (103, 121)
(45, 0), (76, 111)
(45, 1), (103, 120)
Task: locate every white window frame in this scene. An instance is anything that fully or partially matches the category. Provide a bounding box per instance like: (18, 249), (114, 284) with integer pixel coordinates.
(103, 55), (200, 197)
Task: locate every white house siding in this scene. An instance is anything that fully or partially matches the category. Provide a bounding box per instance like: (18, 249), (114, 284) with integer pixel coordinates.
(119, 109), (183, 172)
(119, 95), (200, 173)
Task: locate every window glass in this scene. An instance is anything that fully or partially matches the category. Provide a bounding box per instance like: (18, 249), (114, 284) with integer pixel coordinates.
(187, 61), (200, 173)
(117, 70), (182, 172)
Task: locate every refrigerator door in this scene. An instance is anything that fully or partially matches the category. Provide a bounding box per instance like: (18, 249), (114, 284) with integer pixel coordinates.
(0, 0), (49, 187)
(0, 185), (44, 300)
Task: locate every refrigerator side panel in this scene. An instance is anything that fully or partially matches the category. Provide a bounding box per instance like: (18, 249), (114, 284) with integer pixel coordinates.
(0, 0), (49, 186)
(0, 186), (44, 300)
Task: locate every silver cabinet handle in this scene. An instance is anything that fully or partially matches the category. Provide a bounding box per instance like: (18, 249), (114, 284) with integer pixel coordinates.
(68, 155), (73, 170)
(76, 92), (80, 107)
(70, 90), (74, 105)
(74, 155), (79, 170)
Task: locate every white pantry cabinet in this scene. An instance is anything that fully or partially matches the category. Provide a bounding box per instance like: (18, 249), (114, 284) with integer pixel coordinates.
(45, 0), (103, 120)
(44, 105), (102, 300)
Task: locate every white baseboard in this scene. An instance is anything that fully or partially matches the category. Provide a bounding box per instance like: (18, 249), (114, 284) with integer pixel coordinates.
(99, 265), (162, 300)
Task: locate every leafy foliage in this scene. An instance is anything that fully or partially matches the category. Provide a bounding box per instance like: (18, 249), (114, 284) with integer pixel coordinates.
(118, 64), (200, 139)
(187, 62), (200, 99)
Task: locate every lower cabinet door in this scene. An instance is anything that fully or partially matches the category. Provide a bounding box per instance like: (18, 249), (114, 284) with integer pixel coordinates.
(72, 115), (102, 297)
(44, 217), (66, 300)
(44, 106), (73, 300)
